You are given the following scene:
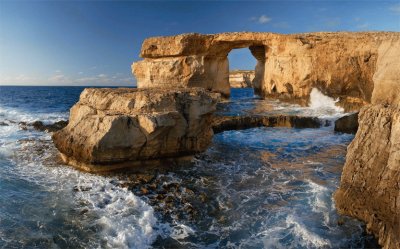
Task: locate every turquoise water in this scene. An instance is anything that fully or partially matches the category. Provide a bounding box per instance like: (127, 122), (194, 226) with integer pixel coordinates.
(0, 87), (378, 248)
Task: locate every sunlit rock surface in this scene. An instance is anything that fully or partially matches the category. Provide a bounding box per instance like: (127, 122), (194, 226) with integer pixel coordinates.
(335, 38), (400, 249)
(132, 31), (399, 109)
(52, 88), (220, 172)
(335, 105), (400, 249)
(229, 70), (255, 88)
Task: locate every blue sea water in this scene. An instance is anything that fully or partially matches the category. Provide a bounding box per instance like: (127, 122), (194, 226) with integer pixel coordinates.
(0, 86), (378, 248)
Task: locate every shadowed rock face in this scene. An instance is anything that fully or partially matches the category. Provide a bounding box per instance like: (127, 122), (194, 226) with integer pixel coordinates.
(52, 88), (220, 172)
(132, 32), (400, 110)
(212, 115), (329, 133)
(334, 113), (358, 134)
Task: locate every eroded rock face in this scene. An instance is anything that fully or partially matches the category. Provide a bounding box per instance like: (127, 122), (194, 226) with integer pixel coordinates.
(334, 105), (400, 249)
(52, 88), (220, 172)
(132, 32), (400, 108)
(229, 70), (255, 88)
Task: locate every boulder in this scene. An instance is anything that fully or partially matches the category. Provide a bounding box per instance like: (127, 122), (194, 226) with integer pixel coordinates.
(334, 113), (359, 134)
(52, 88), (220, 172)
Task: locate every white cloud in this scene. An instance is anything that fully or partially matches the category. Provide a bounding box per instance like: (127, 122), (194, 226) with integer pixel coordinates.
(390, 3), (400, 14)
(1, 71), (135, 86)
(0, 74), (38, 85)
(48, 74), (69, 83)
(356, 23), (370, 29)
(251, 15), (272, 24)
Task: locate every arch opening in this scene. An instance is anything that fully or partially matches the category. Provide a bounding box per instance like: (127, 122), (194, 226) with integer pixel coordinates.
(226, 45), (266, 97)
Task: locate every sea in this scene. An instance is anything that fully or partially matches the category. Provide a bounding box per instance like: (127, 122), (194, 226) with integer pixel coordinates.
(0, 86), (379, 249)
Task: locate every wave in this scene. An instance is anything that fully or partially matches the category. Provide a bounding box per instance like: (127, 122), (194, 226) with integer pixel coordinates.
(0, 121), (158, 248)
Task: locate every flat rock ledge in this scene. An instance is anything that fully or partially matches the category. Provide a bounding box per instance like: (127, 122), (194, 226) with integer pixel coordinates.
(52, 88), (220, 172)
(212, 115), (329, 134)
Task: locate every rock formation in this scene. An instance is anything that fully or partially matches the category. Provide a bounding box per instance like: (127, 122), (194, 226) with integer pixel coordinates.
(229, 70), (255, 88)
(132, 32), (399, 110)
(335, 105), (399, 248)
(334, 113), (358, 134)
(335, 38), (400, 249)
(212, 115), (328, 133)
(52, 88), (220, 172)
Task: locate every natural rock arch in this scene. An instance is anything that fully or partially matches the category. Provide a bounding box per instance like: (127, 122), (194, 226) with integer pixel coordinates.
(132, 31), (399, 111)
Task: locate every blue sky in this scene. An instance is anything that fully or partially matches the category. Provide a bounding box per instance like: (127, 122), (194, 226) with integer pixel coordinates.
(0, 0), (399, 86)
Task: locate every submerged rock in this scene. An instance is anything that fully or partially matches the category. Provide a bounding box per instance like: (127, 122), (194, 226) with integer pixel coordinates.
(52, 87), (220, 172)
(31, 120), (69, 132)
(335, 105), (400, 249)
(212, 115), (329, 133)
(334, 113), (359, 134)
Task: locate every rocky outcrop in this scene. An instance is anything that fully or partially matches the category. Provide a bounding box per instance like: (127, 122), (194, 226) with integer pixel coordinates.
(334, 113), (358, 134)
(229, 70), (255, 88)
(132, 32), (400, 109)
(52, 88), (220, 172)
(335, 38), (400, 249)
(334, 105), (400, 248)
(212, 115), (329, 133)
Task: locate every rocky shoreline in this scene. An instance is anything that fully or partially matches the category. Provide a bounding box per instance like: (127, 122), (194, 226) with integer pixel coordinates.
(49, 31), (399, 248)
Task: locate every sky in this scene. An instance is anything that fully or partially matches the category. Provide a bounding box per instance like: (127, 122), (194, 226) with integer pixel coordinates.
(0, 0), (399, 86)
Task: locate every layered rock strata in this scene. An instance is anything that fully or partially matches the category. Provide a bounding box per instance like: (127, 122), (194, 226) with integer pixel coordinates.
(132, 32), (399, 109)
(229, 70), (255, 88)
(52, 88), (220, 172)
(212, 115), (328, 134)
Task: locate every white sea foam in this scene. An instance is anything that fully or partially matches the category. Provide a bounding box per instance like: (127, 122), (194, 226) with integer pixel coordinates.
(308, 88), (344, 117)
(0, 105), (68, 124)
(170, 223), (195, 240)
(0, 111), (159, 248)
(286, 215), (331, 248)
(307, 180), (331, 225)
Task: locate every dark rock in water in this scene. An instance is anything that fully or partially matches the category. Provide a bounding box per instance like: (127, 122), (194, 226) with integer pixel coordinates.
(0, 121), (9, 126)
(18, 121), (28, 130)
(334, 113), (359, 134)
(212, 115), (327, 133)
(31, 120), (69, 132)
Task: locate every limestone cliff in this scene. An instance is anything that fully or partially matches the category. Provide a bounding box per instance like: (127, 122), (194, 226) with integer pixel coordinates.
(334, 38), (400, 249)
(334, 105), (400, 249)
(52, 88), (220, 172)
(132, 32), (399, 109)
(229, 70), (255, 88)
